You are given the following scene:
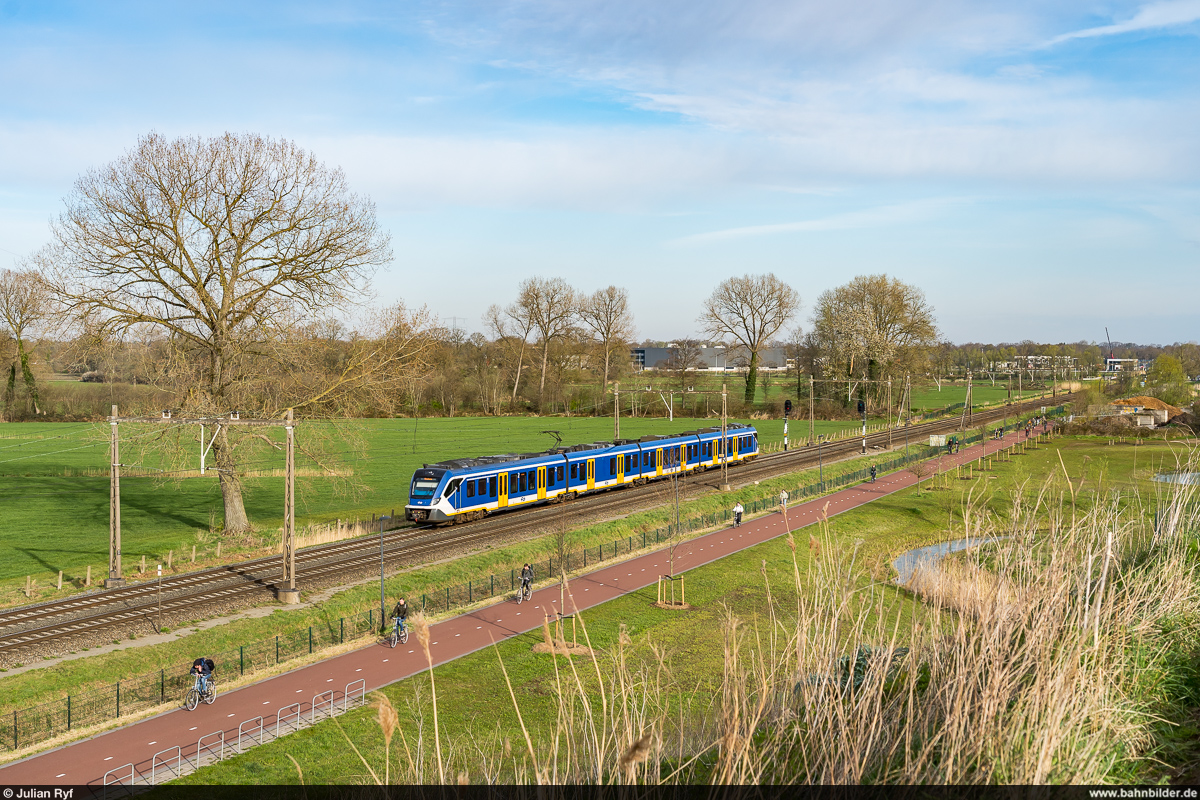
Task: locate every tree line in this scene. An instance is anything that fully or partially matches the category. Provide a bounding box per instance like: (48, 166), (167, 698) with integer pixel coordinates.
(1, 130), (1196, 532)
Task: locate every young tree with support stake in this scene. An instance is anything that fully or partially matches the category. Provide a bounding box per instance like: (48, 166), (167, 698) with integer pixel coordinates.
(41, 132), (394, 534)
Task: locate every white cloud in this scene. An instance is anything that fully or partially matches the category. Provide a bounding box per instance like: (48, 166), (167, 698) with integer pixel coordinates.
(1047, 0), (1200, 44)
(670, 198), (965, 245)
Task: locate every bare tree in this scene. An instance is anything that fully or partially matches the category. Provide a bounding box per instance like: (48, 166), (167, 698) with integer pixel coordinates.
(485, 302), (535, 411)
(577, 285), (635, 411)
(812, 274), (939, 406)
(515, 277), (577, 411)
(0, 267), (48, 418)
(666, 338), (704, 397)
(42, 132), (392, 533)
(699, 273), (800, 403)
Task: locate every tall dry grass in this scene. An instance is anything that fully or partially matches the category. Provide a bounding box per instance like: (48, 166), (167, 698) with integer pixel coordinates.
(347, 454), (1199, 785)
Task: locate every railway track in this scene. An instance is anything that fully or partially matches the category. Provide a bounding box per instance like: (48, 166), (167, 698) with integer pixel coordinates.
(0, 393), (1069, 659)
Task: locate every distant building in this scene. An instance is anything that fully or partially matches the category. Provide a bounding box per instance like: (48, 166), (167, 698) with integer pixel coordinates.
(631, 345), (791, 373)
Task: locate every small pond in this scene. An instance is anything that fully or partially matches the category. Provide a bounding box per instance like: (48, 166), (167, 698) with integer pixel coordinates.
(892, 537), (1001, 585)
(1152, 472), (1200, 485)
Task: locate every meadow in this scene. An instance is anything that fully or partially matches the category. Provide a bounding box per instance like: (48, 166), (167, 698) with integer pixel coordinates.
(169, 435), (1199, 785)
(0, 415), (872, 588)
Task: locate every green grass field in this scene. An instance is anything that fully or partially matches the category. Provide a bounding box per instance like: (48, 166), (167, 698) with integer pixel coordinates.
(0, 415), (869, 586)
(170, 435), (1185, 785)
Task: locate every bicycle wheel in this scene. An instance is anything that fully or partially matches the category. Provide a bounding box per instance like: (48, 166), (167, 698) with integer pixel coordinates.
(389, 630), (398, 648)
(399, 627), (409, 645)
(523, 585), (532, 601)
(204, 681), (217, 704)
(185, 688), (200, 711)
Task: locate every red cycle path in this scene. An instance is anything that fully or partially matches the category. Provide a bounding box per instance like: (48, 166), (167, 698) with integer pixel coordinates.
(0, 431), (1038, 786)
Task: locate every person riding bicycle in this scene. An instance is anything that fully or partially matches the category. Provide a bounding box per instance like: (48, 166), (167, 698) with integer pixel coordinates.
(519, 563), (534, 596)
(391, 598), (408, 638)
(191, 656), (215, 695)
(870, 465), (877, 483)
(733, 501), (744, 527)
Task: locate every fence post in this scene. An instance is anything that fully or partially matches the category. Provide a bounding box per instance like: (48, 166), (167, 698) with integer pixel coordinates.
(160, 669), (165, 702)
(276, 636), (280, 665)
(240, 646), (245, 676)
(116, 681), (120, 718)
(446, 587), (450, 608)
(340, 618), (345, 644)
(469, 580), (473, 604)
(67, 694), (71, 731)
(309, 627), (313, 654)
(491, 575), (494, 597)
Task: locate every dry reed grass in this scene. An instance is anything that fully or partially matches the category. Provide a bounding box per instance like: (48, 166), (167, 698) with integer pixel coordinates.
(345, 452), (1199, 785)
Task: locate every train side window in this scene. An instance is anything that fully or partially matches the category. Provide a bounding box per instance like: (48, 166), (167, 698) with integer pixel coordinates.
(650, 451), (657, 467)
(557, 465), (564, 482)
(489, 476), (497, 497)
(570, 463), (578, 480)
(519, 472), (527, 492)
(466, 481), (475, 498)
(609, 457), (616, 474)
(548, 468), (555, 487)
(528, 470), (536, 489)
(444, 478), (461, 498)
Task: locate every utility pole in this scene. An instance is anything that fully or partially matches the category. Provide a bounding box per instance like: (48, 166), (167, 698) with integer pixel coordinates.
(107, 404), (124, 588)
(903, 374), (911, 455)
(959, 372), (972, 431)
(279, 408), (299, 604)
(720, 384), (731, 491)
(887, 378), (893, 448)
(613, 381), (620, 441)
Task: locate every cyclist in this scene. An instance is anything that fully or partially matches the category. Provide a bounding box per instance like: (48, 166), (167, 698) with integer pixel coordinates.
(870, 465), (877, 483)
(519, 563), (534, 598)
(191, 655), (215, 695)
(733, 501), (744, 528)
(778, 490), (788, 512)
(390, 597), (408, 640)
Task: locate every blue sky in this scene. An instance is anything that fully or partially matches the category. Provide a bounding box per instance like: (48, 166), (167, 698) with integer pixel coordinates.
(1, 0), (1198, 344)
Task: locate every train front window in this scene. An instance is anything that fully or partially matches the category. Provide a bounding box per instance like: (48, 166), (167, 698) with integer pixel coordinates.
(411, 478), (440, 498)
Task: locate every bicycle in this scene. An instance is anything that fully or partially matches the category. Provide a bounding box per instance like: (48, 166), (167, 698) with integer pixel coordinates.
(389, 617), (409, 648)
(516, 581), (532, 603)
(185, 674), (217, 711)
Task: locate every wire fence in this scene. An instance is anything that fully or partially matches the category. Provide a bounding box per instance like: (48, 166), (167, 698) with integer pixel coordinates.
(0, 405), (1066, 753)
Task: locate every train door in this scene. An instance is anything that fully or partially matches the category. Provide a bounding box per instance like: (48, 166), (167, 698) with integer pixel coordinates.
(712, 438), (719, 467)
(498, 473), (509, 508)
(679, 444), (686, 471)
(655, 448), (663, 477)
(586, 459), (595, 490)
(617, 453), (625, 483)
(537, 466), (547, 500)
(731, 436), (739, 460)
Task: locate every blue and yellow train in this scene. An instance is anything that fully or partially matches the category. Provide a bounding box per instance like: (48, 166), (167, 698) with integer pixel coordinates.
(405, 424), (758, 524)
